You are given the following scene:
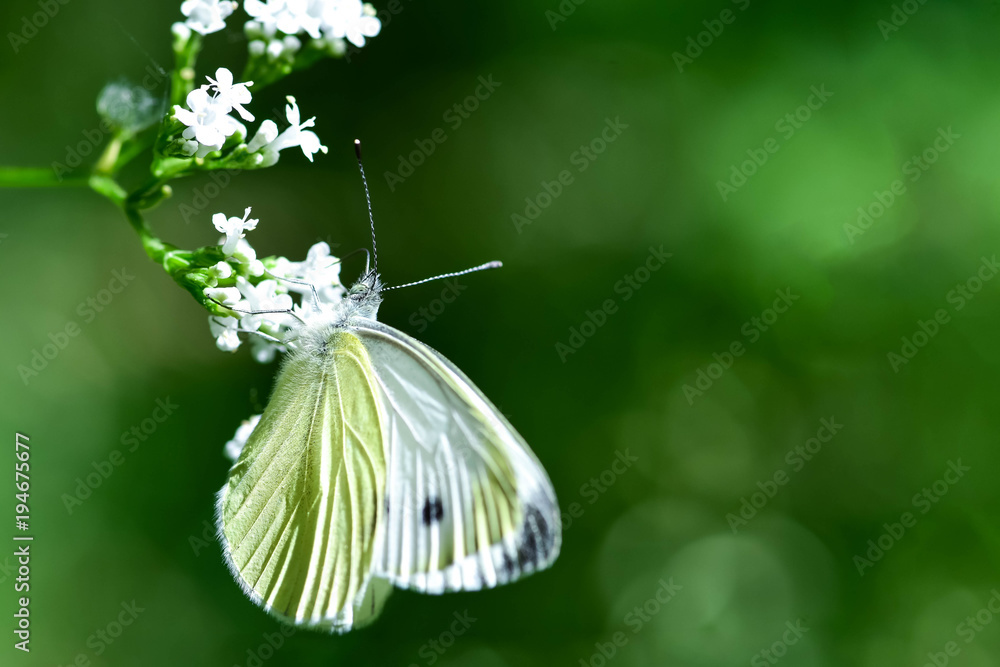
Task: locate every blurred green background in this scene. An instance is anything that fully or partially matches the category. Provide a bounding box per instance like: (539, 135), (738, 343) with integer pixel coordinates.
(4, 0), (1000, 665)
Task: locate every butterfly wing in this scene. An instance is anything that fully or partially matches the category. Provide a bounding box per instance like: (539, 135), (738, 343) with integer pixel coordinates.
(216, 331), (389, 632)
(352, 318), (561, 593)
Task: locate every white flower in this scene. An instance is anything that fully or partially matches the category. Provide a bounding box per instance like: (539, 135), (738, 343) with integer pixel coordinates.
(253, 97), (328, 166)
(180, 0), (237, 35)
(245, 0), (325, 38)
(174, 69), (255, 157)
(225, 414), (262, 461)
(320, 0), (381, 47)
(243, 0), (287, 30)
(286, 241), (343, 302)
(247, 119), (279, 153)
(291, 297), (335, 323)
(172, 21), (193, 42)
(206, 68), (255, 121)
(250, 334), (284, 363)
(245, 0), (306, 35)
(231, 238), (266, 276)
(209, 315), (242, 352)
(272, 96), (327, 161)
(205, 286), (242, 305)
(208, 260), (234, 285)
(289, 0), (324, 37)
(213, 207), (259, 255)
(174, 88), (243, 157)
(236, 276), (294, 332)
(243, 0), (378, 57)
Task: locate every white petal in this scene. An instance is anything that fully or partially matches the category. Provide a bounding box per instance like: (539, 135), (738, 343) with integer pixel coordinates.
(359, 15), (380, 37)
(233, 105), (255, 122)
(206, 286), (242, 304)
(247, 119), (279, 152)
(243, 0), (270, 19)
(297, 131), (324, 160)
(173, 107), (198, 127)
(212, 261), (234, 279)
(284, 96), (301, 126)
(214, 67), (234, 87)
(212, 212), (229, 233)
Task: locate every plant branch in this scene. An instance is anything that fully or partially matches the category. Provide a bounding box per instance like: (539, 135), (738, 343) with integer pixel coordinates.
(0, 167), (89, 188)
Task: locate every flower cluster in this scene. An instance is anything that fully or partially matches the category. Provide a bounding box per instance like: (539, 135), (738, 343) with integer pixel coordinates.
(202, 207), (345, 362)
(245, 0), (382, 62)
(180, 0), (238, 35)
(154, 0), (380, 362)
(171, 68), (327, 164)
(173, 68), (252, 158)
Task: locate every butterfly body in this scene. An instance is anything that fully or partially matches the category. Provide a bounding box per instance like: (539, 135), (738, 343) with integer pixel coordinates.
(217, 273), (560, 633)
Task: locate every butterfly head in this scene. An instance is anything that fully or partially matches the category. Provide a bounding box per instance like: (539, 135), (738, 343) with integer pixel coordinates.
(345, 270), (383, 320)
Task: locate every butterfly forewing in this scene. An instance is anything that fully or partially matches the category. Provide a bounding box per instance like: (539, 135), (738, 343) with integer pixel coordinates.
(353, 319), (561, 593)
(218, 331), (389, 632)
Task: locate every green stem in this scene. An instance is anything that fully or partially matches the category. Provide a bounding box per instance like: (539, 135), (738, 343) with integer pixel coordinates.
(171, 32), (203, 107)
(89, 175), (128, 206)
(123, 207), (174, 264)
(93, 133), (125, 176)
(0, 166), (89, 188)
(127, 157), (190, 210)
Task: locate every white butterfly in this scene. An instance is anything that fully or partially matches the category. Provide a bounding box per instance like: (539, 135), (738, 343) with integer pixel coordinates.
(215, 144), (561, 633)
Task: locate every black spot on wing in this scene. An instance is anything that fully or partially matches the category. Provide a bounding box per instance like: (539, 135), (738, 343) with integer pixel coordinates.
(517, 533), (537, 568)
(531, 506), (551, 559)
(422, 497), (444, 525)
(516, 505), (552, 568)
(502, 551), (517, 579)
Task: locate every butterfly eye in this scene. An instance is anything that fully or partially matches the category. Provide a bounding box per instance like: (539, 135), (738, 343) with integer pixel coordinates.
(348, 284), (369, 301)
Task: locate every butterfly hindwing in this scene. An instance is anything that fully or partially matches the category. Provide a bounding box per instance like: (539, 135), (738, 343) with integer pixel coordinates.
(217, 331), (388, 632)
(353, 319), (561, 593)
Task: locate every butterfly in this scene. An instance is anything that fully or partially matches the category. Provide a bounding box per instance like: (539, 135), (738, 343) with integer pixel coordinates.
(215, 142), (561, 633)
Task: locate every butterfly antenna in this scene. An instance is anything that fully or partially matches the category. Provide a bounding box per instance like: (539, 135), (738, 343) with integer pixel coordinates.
(383, 261), (504, 292)
(354, 139), (378, 278)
